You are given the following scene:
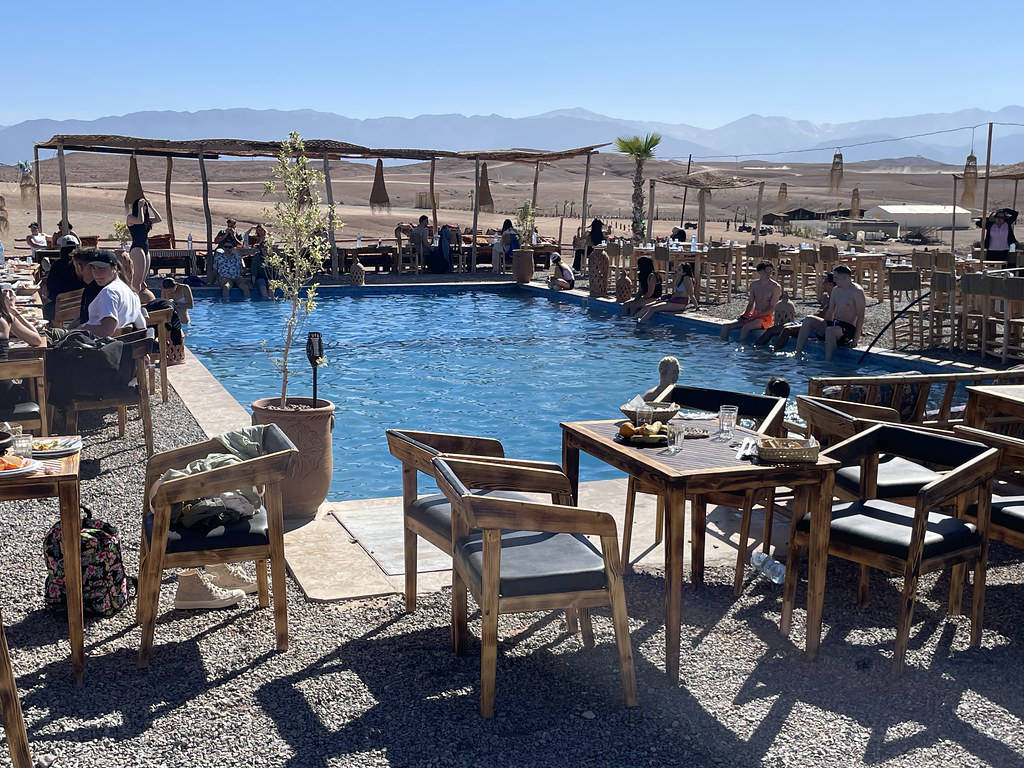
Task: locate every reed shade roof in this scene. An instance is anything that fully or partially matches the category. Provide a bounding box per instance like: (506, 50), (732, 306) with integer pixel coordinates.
(777, 182), (788, 207)
(478, 162), (494, 212)
(369, 159), (390, 213)
(655, 170), (759, 190)
(125, 155), (144, 208)
(35, 135), (610, 162)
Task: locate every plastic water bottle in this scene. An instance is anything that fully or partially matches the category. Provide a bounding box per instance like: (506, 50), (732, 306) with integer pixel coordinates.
(751, 551), (786, 584)
(356, 234), (362, 248)
(187, 233), (193, 251)
(242, 231), (250, 247)
(0, 241), (5, 269)
(690, 235), (697, 252)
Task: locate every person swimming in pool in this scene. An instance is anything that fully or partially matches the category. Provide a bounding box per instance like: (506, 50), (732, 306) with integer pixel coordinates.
(720, 261), (781, 342)
(794, 263), (866, 361)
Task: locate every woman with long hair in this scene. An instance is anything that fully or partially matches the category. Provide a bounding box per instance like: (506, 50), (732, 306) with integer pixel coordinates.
(126, 196), (162, 300)
(621, 256), (663, 316)
(636, 263), (695, 322)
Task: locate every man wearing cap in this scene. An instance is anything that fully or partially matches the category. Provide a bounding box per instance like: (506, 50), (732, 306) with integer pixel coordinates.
(79, 249), (145, 337)
(42, 236), (85, 322)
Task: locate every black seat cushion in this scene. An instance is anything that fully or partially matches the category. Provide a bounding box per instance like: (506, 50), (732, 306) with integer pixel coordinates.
(145, 507), (269, 554)
(966, 495), (1024, 533)
(456, 530), (607, 597)
(834, 455), (942, 499)
(0, 401), (40, 421)
(408, 490), (530, 541)
(797, 499), (979, 560)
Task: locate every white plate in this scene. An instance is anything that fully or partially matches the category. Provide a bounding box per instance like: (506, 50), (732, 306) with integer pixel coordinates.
(0, 459), (42, 478)
(31, 439), (81, 458)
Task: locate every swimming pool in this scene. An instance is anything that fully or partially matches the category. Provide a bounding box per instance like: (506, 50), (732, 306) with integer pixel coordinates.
(185, 287), (935, 501)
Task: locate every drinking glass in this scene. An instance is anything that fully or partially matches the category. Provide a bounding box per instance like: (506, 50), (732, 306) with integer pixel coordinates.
(635, 404), (654, 427)
(10, 434), (32, 459)
(665, 423), (685, 455)
(718, 406), (739, 440)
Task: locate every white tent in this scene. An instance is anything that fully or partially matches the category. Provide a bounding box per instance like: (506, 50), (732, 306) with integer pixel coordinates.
(864, 204), (969, 230)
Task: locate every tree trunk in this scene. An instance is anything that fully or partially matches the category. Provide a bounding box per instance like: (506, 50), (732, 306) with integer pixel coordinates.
(631, 158), (645, 240)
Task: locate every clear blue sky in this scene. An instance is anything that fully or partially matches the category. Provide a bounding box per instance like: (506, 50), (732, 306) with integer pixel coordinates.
(4, 0), (1009, 127)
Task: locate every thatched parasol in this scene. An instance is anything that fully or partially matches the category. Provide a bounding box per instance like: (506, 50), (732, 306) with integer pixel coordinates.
(849, 187), (860, 217)
(777, 182), (788, 207)
(656, 171), (759, 243)
(369, 159), (390, 213)
(478, 163), (495, 212)
(828, 151), (843, 194)
(125, 154), (145, 209)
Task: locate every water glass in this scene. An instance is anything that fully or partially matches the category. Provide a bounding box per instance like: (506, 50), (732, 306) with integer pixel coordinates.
(10, 434), (32, 459)
(635, 404), (654, 427)
(718, 405), (739, 440)
(665, 423), (685, 455)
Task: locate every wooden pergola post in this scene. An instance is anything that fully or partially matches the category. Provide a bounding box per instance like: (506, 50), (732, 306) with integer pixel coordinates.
(980, 122), (993, 261)
(531, 162), (540, 209)
(164, 156), (176, 245)
(429, 157), (438, 235)
(951, 176), (958, 254)
(752, 182), (765, 244)
(471, 157), (481, 273)
(1014, 179), (1019, 213)
(580, 152), (592, 262)
(679, 153), (692, 227)
(322, 152), (339, 278)
(33, 146), (42, 229)
(697, 189), (707, 245)
(647, 179), (656, 242)
(198, 150), (213, 261)
(57, 143), (69, 235)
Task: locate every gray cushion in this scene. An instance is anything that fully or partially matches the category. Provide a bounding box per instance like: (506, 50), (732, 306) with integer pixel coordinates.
(456, 530), (607, 597)
(966, 495), (1024, 533)
(835, 455), (942, 499)
(797, 499), (978, 560)
(408, 490), (530, 541)
(145, 507), (269, 554)
(0, 401), (40, 421)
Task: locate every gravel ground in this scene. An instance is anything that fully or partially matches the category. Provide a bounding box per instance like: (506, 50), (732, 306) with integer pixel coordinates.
(3, 394), (1024, 767)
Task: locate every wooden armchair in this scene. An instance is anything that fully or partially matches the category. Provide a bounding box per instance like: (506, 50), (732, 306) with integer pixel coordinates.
(431, 455), (637, 717)
(385, 429), (560, 612)
(144, 306), (172, 403)
(0, 611), (31, 767)
(0, 352), (48, 436)
(782, 424), (998, 674)
(624, 385), (786, 593)
(953, 426), (1024, 552)
(54, 288), (84, 328)
(64, 329), (155, 456)
(137, 424), (298, 667)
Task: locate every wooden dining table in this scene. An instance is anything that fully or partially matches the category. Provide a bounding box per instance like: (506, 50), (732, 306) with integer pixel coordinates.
(965, 384), (1024, 429)
(0, 442), (86, 683)
(560, 418), (838, 682)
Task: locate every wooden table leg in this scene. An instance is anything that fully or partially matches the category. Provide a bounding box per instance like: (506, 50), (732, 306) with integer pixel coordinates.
(690, 494), (706, 586)
(804, 473), (834, 661)
(157, 319), (169, 404)
(561, 435), (580, 505)
(58, 479), (84, 683)
(664, 485), (685, 683)
(0, 613), (32, 768)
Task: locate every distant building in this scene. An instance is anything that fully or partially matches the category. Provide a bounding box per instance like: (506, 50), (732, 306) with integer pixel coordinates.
(761, 212), (790, 226)
(782, 207), (823, 221)
(864, 204), (970, 231)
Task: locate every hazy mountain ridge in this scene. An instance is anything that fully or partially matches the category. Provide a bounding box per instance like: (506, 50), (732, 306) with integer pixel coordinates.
(1, 106), (1022, 165)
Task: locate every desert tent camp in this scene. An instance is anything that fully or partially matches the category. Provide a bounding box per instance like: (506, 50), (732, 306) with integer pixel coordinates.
(864, 204), (970, 233)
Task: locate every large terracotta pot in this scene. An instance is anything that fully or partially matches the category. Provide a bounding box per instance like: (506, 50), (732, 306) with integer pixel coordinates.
(251, 396), (335, 519)
(512, 248), (534, 284)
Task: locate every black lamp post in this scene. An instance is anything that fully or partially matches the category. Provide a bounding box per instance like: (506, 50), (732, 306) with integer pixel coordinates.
(306, 331), (324, 407)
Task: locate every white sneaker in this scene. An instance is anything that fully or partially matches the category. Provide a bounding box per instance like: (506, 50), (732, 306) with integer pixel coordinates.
(174, 569), (245, 610)
(204, 563), (259, 595)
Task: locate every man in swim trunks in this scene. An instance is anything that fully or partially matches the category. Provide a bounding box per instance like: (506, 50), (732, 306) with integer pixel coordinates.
(720, 261), (781, 342)
(794, 263), (866, 361)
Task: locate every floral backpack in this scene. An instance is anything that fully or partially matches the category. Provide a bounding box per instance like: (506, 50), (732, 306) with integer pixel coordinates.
(44, 506), (132, 618)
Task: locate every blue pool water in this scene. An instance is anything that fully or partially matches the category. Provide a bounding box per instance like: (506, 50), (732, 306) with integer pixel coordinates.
(186, 288), (928, 501)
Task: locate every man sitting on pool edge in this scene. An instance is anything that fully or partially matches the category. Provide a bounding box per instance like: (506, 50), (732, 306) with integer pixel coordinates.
(793, 263), (866, 360)
(720, 261), (781, 342)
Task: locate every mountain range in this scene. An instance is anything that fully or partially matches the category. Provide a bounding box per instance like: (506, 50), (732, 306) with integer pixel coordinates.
(2, 106), (1023, 166)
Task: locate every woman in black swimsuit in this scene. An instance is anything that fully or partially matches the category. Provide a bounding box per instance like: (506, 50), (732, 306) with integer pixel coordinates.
(622, 256), (663, 316)
(126, 196), (162, 299)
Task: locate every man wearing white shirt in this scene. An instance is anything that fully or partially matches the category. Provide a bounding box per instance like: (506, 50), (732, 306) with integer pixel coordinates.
(79, 250), (145, 337)
(25, 223), (48, 254)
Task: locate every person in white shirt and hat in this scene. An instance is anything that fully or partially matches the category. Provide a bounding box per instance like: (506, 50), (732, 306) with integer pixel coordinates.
(79, 249), (146, 337)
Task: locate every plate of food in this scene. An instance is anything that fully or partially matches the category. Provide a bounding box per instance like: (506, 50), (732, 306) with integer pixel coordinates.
(0, 455), (42, 478)
(616, 421), (669, 446)
(31, 437), (82, 458)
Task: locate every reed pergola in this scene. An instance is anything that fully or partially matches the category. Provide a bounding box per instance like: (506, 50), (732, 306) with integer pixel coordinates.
(651, 171), (762, 243)
(34, 135), (609, 274)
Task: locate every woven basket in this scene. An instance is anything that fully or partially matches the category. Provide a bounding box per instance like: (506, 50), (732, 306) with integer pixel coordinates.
(620, 401), (680, 424)
(755, 437), (819, 464)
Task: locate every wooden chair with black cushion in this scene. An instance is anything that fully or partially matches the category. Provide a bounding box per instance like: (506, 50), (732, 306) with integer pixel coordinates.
(385, 429), (547, 612)
(431, 455), (637, 718)
(953, 426), (1024, 555)
(144, 306), (172, 403)
(0, 350), (47, 436)
(64, 329), (155, 456)
(621, 385), (786, 594)
(54, 288), (84, 329)
(782, 424), (999, 674)
(136, 424), (298, 667)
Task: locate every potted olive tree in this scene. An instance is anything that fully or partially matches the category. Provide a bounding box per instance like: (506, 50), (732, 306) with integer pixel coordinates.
(251, 132), (337, 517)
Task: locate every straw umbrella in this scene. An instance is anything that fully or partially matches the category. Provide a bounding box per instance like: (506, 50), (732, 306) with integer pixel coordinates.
(776, 182), (788, 208)
(655, 170), (760, 244)
(828, 151), (843, 194)
(478, 163), (494, 213)
(369, 159), (390, 213)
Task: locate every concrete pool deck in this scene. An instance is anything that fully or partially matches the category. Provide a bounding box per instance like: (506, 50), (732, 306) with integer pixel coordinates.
(168, 279), (993, 603)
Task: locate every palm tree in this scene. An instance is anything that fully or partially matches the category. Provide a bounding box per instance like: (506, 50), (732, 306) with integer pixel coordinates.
(615, 133), (662, 240)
